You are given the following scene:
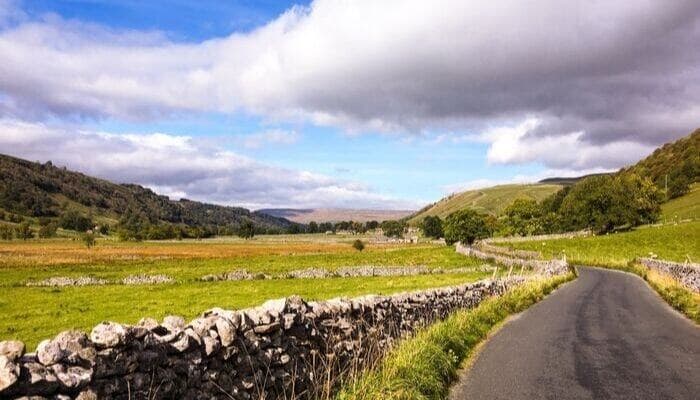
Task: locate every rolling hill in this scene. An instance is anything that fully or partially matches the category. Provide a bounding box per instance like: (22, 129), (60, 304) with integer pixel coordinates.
(408, 183), (562, 223)
(258, 208), (414, 223)
(0, 154), (294, 232)
(661, 183), (700, 221)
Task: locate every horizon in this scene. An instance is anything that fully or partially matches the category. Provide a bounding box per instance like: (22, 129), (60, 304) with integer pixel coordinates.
(1, 0), (698, 210)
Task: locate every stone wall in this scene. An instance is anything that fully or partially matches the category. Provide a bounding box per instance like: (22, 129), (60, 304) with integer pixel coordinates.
(0, 278), (528, 400)
(474, 241), (541, 260)
(638, 258), (700, 293)
(455, 242), (569, 276)
(485, 230), (591, 244)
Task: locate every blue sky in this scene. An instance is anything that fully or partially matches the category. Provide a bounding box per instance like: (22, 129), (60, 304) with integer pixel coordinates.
(1, 0), (697, 209)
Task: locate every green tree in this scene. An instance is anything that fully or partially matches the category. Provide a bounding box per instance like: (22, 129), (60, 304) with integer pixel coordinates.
(308, 221), (319, 233)
(502, 198), (543, 236)
(0, 224), (13, 240)
(238, 220), (256, 239)
(38, 222), (58, 238)
(443, 209), (491, 245)
(16, 222), (33, 240)
(560, 173), (662, 233)
(352, 239), (365, 251)
(381, 220), (405, 238)
(420, 215), (443, 239)
(59, 210), (93, 232)
(365, 220), (379, 230)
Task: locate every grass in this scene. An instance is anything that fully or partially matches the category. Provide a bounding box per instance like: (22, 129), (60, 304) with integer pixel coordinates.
(0, 239), (486, 286)
(501, 220), (700, 267)
(0, 237), (499, 349)
(409, 183), (561, 223)
(661, 183), (700, 222)
(336, 273), (574, 400)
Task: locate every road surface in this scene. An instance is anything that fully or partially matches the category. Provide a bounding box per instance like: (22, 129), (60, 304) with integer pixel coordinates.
(449, 267), (700, 400)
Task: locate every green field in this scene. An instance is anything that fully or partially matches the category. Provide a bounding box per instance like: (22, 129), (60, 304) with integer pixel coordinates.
(502, 221), (700, 267)
(661, 183), (700, 222)
(409, 183), (561, 223)
(0, 237), (495, 348)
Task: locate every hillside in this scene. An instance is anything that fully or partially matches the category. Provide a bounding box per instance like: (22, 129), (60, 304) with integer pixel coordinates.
(623, 128), (699, 198)
(0, 154), (294, 232)
(408, 183), (562, 223)
(661, 183), (700, 222)
(258, 208), (414, 223)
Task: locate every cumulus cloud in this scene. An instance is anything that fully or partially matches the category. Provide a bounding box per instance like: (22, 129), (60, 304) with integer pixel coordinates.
(0, 119), (417, 210)
(0, 0), (698, 173)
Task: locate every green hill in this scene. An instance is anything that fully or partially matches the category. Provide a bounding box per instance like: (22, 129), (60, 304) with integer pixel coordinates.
(408, 183), (562, 223)
(623, 128), (699, 199)
(661, 183), (700, 222)
(0, 154), (294, 233)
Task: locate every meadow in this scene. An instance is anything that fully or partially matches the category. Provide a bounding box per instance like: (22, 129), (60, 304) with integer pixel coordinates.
(501, 220), (699, 267)
(0, 236), (494, 348)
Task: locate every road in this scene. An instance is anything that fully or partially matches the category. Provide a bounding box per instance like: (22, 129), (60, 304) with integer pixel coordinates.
(449, 267), (700, 400)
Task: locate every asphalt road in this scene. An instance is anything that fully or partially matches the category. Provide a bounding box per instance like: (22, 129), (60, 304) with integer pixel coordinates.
(449, 267), (700, 400)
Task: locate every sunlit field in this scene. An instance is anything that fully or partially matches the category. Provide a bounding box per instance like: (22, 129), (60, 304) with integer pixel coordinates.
(0, 235), (494, 348)
(501, 221), (700, 267)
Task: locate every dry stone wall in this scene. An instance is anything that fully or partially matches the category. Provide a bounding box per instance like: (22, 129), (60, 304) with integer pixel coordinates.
(455, 242), (569, 276)
(638, 258), (700, 293)
(0, 278), (527, 400)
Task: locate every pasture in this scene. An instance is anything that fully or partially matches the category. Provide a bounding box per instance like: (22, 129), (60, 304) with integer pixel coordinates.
(0, 235), (493, 348)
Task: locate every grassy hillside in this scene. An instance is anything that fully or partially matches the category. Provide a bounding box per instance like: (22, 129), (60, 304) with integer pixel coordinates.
(258, 208), (414, 223)
(661, 183), (700, 221)
(409, 183), (562, 223)
(0, 153), (293, 232)
(623, 128), (699, 198)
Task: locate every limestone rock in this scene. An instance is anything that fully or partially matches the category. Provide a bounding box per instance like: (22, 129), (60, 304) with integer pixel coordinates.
(0, 355), (20, 391)
(90, 322), (126, 348)
(162, 315), (186, 332)
(0, 341), (25, 361)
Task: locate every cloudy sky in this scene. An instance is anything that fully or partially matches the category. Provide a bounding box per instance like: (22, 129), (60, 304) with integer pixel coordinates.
(1, 0), (698, 210)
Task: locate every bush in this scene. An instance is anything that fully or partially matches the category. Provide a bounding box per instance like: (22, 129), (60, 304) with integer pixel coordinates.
(443, 209), (492, 245)
(15, 222), (33, 240)
(0, 224), (13, 240)
(352, 239), (365, 251)
(82, 232), (96, 248)
(59, 210), (93, 232)
(38, 222), (58, 238)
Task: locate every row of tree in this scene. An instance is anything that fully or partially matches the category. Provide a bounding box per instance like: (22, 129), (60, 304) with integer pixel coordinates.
(418, 172), (664, 244)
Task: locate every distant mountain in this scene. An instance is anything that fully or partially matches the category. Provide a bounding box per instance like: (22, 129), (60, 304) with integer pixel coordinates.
(407, 183), (562, 223)
(0, 154), (294, 232)
(538, 173), (611, 186)
(257, 208), (414, 223)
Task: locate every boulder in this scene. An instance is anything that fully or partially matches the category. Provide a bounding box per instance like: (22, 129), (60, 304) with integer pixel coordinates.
(0, 341), (25, 361)
(90, 322), (126, 348)
(0, 355), (20, 392)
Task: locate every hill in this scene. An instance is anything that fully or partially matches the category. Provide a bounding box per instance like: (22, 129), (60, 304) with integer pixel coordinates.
(258, 208), (414, 223)
(538, 173), (611, 185)
(623, 128), (699, 198)
(0, 154), (294, 233)
(408, 183), (562, 223)
(661, 183), (700, 222)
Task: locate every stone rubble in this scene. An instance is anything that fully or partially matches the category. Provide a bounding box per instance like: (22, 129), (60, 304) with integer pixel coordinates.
(26, 277), (108, 288)
(120, 274), (174, 285)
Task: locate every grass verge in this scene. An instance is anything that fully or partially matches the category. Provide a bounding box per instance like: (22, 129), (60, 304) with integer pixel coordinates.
(336, 273), (574, 400)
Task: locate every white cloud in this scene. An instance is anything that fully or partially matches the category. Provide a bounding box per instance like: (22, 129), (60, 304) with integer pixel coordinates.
(0, 0), (698, 168)
(0, 118), (417, 210)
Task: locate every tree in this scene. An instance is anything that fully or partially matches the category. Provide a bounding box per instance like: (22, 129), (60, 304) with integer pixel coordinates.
(381, 220), (405, 238)
(0, 224), (13, 240)
(443, 209), (491, 245)
(82, 232), (96, 248)
(559, 173), (662, 233)
(308, 221), (319, 234)
(352, 239), (365, 251)
(238, 220), (256, 239)
(16, 222), (33, 240)
(420, 215), (443, 239)
(38, 222), (58, 238)
(502, 198), (543, 236)
(59, 210), (93, 232)
(365, 220), (379, 230)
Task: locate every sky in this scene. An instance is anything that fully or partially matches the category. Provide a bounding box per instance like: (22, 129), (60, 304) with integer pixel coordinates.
(0, 0), (698, 210)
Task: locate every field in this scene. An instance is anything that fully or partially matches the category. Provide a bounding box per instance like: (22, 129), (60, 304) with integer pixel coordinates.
(661, 183), (700, 222)
(501, 220), (700, 267)
(409, 183), (561, 223)
(0, 235), (495, 348)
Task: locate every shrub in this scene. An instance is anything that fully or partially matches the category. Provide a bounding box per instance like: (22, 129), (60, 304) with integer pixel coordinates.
(352, 239), (365, 251)
(59, 210), (93, 232)
(82, 232), (96, 248)
(16, 222), (33, 240)
(0, 224), (13, 240)
(38, 222), (58, 238)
